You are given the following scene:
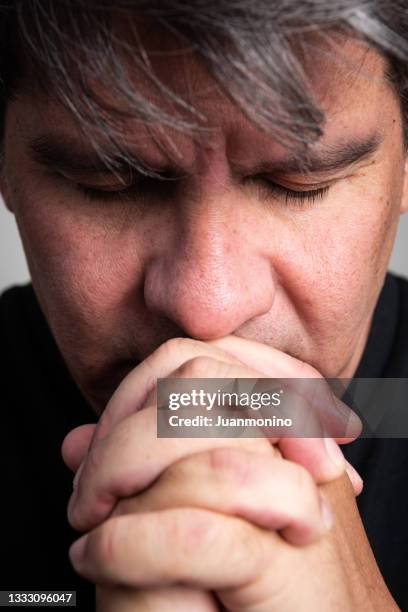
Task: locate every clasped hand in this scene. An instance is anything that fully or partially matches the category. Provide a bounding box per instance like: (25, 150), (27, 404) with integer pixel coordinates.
(63, 337), (394, 611)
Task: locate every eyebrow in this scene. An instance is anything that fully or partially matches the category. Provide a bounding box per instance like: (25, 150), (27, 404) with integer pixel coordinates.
(255, 133), (383, 176)
(28, 133), (165, 176)
(29, 131), (383, 178)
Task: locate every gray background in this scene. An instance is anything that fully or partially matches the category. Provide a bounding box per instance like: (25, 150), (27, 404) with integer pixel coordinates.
(1, 198), (407, 292)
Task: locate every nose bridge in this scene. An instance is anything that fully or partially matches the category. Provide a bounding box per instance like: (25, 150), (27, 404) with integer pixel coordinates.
(180, 190), (241, 278)
(144, 185), (275, 340)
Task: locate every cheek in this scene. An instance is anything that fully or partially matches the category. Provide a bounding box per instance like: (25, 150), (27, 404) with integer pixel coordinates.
(272, 180), (400, 356)
(13, 188), (157, 345)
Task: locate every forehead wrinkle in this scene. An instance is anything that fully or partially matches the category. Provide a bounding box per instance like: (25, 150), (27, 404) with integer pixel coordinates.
(21, 33), (392, 182)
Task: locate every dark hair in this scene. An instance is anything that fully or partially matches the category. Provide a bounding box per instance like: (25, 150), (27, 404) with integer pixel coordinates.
(0, 1), (407, 173)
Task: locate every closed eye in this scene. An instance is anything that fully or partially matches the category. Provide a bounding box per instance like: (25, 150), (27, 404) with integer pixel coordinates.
(75, 174), (330, 206)
(251, 176), (331, 207)
(77, 182), (141, 202)
(76, 171), (180, 203)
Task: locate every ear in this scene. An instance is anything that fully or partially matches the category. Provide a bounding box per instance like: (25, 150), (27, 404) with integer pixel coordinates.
(400, 156), (408, 214)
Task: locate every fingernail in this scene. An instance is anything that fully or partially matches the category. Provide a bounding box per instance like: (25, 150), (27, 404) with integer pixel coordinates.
(345, 461), (364, 494)
(346, 413), (363, 438)
(324, 436), (345, 470)
(69, 534), (88, 567)
(319, 496), (333, 530)
(333, 398), (362, 437)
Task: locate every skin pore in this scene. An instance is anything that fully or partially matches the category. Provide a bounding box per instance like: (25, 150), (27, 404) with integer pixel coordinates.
(1, 30), (408, 415)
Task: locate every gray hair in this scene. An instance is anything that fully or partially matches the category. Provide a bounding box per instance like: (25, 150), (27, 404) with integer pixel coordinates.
(0, 0), (407, 174)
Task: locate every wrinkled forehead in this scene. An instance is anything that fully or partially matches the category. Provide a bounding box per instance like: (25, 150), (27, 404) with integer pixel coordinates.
(12, 14), (394, 170)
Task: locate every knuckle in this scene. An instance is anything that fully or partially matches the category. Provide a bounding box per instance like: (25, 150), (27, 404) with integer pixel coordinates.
(208, 447), (253, 486)
(176, 355), (217, 378)
(166, 509), (218, 576)
(83, 441), (103, 480)
(277, 463), (320, 529)
(89, 517), (123, 574)
(160, 337), (186, 355)
(298, 360), (322, 379)
(159, 337), (201, 360)
(73, 447), (100, 507)
(289, 462), (316, 501)
(73, 434), (124, 528)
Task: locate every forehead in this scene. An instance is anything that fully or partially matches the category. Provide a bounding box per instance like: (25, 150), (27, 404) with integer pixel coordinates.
(102, 19), (390, 114)
(13, 21), (396, 170)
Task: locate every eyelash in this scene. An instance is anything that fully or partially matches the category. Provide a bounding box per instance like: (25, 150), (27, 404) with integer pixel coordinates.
(76, 179), (331, 207)
(255, 179), (330, 207)
(77, 183), (140, 203)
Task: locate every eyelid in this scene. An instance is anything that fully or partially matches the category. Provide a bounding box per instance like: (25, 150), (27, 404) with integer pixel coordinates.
(53, 167), (132, 193)
(73, 167), (183, 191)
(249, 175), (331, 207)
(77, 182), (132, 192)
(270, 183), (330, 201)
(75, 171), (332, 206)
(76, 182), (137, 203)
(75, 173), (177, 203)
(256, 173), (332, 191)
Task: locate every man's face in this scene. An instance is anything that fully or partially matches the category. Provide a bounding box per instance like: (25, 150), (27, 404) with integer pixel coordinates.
(1, 31), (408, 412)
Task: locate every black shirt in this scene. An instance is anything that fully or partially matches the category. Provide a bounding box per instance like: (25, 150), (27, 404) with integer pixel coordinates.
(1, 273), (408, 610)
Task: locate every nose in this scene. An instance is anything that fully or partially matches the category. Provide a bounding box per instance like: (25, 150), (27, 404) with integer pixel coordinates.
(144, 190), (276, 340)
